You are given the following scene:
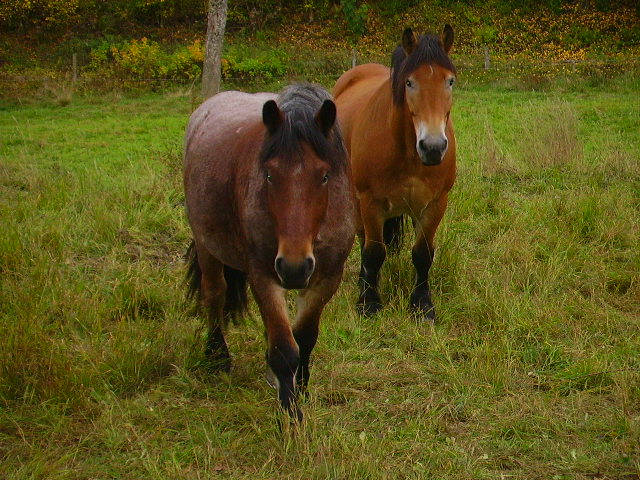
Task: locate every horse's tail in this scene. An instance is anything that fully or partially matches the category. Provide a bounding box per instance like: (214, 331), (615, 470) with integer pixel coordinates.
(186, 240), (201, 301)
(185, 240), (248, 324)
(223, 265), (248, 322)
(383, 215), (405, 253)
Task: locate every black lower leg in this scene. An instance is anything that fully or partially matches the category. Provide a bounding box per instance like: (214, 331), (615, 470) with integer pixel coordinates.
(268, 344), (302, 421)
(410, 243), (436, 321)
(296, 354), (311, 396)
(358, 242), (386, 316)
(293, 329), (318, 395)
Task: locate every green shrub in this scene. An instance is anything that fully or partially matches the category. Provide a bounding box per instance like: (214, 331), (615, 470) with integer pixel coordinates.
(564, 25), (601, 48)
(341, 0), (369, 47)
(87, 38), (204, 80)
(474, 24), (499, 44)
(86, 37), (288, 83)
(112, 38), (168, 79)
(221, 45), (288, 81)
(618, 26), (640, 47)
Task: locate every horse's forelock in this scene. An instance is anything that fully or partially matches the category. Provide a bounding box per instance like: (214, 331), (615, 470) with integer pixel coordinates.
(259, 84), (347, 171)
(391, 33), (456, 106)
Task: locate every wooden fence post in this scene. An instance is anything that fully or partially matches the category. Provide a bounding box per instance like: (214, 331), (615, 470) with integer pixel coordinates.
(483, 46), (490, 70)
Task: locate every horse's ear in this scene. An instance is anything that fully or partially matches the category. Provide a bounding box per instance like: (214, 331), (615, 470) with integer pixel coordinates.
(263, 100), (284, 135)
(402, 27), (417, 56)
(442, 24), (454, 54)
(315, 99), (336, 137)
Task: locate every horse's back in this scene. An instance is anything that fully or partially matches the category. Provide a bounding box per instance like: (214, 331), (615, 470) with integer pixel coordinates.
(185, 91), (274, 162)
(333, 63), (389, 99)
(333, 64), (390, 150)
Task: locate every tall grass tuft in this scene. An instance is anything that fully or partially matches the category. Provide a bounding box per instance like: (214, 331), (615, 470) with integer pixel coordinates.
(43, 75), (76, 106)
(520, 100), (582, 170)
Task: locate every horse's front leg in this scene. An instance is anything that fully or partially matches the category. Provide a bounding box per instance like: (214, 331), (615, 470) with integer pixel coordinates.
(250, 278), (302, 421)
(410, 194), (448, 322)
(293, 274), (341, 393)
(358, 196), (386, 316)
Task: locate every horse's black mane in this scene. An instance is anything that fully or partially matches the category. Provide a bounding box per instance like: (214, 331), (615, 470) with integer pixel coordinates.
(391, 33), (456, 106)
(259, 83), (347, 171)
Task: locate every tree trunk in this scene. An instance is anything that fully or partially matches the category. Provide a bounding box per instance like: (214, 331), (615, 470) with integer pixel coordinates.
(202, 0), (228, 100)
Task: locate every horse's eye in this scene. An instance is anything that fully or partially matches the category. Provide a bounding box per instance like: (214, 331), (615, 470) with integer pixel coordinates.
(266, 173), (273, 184)
(405, 79), (413, 88)
(448, 77), (455, 87)
(321, 174), (329, 185)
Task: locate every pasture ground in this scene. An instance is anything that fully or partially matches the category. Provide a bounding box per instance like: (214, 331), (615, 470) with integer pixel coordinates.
(1, 74), (639, 479)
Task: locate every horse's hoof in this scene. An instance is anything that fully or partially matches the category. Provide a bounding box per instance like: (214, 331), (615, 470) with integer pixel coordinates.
(277, 398), (303, 423)
(420, 309), (436, 324)
(358, 300), (383, 317)
(410, 303), (436, 324)
(265, 367), (277, 389)
(276, 406), (303, 432)
(203, 360), (231, 374)
(204, 352), (232, 373)
(291, 405), (303, 423)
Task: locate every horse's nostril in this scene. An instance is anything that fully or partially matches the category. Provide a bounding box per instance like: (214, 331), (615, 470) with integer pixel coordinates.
(275, 257), (284, 275)
(305, 256), (315, 276)
(418, 139), (427, 151)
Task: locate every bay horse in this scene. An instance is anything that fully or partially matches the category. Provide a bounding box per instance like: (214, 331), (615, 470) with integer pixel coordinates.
(333, 26), (456, 322)
(183, 84), (355, 421)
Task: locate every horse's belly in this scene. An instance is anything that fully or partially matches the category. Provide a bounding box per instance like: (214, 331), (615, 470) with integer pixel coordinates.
(383, 177), (437, 218)
(187, 184), (248, 272)
(199, 229), (247, 272)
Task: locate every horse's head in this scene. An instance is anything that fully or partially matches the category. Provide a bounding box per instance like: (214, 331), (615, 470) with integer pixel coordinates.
(261, 93), (342, 289)
(392, 25), (456, 166)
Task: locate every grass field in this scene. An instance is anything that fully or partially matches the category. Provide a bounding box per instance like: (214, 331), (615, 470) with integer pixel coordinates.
(1, 75), (639, 479)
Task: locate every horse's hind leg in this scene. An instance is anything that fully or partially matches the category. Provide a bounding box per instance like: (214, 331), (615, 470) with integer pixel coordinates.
(293, 275), (341, 393)
(357, 197), (386, 316)
(223, 265), (247, 321)
(196, 245), (231, 371)
(411, 194), (448, 322)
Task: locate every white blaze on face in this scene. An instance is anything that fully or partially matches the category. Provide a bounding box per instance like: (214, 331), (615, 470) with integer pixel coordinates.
(415, 120), (448, 158)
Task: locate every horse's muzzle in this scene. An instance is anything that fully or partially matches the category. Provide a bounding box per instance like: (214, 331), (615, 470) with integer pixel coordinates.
(418, 137), (448, 166)
(274, 255), (315, 289)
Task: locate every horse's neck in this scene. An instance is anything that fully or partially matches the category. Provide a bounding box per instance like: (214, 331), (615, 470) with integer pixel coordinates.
(369, 80), (412, 151)
(366, 79), (417, 164)
(389, 99), (416, 160)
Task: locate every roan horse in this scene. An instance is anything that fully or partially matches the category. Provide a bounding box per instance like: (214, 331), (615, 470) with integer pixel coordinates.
(183, 84), (355, 421)
(333, 26), (457, 322)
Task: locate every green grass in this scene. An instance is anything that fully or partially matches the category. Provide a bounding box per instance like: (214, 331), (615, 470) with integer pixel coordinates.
(1, 79), (639, 479)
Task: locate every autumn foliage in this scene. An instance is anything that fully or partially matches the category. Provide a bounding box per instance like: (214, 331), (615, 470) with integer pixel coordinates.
(1, 0), (638, 88)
